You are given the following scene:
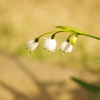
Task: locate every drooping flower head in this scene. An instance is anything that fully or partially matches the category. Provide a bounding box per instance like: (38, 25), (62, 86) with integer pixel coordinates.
(26, 39), (38, 53)
(60, 41), (68, 52)
(60, 35), (78, 54)
(43, 38), (57, 53)
(63, 42), (73, 53)
(60, 41), (73, 54)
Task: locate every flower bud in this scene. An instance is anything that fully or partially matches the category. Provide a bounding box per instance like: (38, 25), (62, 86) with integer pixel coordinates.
(70, 37), (77, 45)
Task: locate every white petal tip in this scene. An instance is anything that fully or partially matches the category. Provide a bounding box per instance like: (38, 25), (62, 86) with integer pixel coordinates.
(44, 48), (46, 50)
(59, 49), (61, 52)
(62, 52), (65, 55)
(49, 51), (51, 54)
(45, 38), (47, 39)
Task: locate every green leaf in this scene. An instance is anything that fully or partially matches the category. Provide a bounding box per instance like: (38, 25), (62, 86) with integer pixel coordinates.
(56, 26), (88, 35)
(71, 77), (100, 96)
(93, 60), (100, 63)
(90, 95), (100, 100)
(56, 26), (100, 40)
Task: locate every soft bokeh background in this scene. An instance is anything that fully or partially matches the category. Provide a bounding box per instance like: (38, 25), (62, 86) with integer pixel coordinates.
(0, 0), (100, 100)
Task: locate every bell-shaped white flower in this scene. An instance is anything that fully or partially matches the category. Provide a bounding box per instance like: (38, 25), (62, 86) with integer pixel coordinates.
(60, 41), (73, 54)
(64, 43), (73, 53)
(26, 40), (38, 53)
(43, 38), (57, 53)
(60, 41), (67, 52)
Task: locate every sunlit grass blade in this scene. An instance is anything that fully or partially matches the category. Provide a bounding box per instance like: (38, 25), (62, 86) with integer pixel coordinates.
(93, 60), (100, 63)
(71, 77), (100, 96)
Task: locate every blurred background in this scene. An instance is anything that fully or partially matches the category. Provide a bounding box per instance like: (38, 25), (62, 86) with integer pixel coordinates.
(0, 0), (100, 100)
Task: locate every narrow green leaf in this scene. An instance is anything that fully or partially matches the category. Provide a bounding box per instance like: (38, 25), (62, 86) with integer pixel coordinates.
(71, 77), (100, 96)
(56, 26), (88, 35)
(56, 26), (100, 40)
(93, 60), (100, 63)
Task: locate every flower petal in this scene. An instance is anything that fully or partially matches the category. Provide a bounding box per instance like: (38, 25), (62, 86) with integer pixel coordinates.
(60, 41), (68, 52)
(26, 40), (38, 52)
(43, 38), (57, 52)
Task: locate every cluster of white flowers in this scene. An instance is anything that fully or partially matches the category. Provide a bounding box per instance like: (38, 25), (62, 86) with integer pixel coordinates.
(26, 25), (100, 55)
(26, 36), (77, 54)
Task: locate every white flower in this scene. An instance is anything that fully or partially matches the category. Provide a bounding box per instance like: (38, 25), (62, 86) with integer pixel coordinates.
(43, 38), (57, 53)
(60, 41), (67, 52)
(60, 41), (73, 54)
(64, 43), (73, 53)
(26, 40), (38, 52)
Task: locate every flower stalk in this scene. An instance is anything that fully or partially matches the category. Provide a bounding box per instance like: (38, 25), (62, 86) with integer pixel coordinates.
(26, 25), (100, 54)
(81, 34), (100, 40)
(38, 30), (65, 38)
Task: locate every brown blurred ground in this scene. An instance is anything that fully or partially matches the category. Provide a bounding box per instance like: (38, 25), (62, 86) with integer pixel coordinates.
(0, 0), (100, 100)
(0, 49), (100, 100)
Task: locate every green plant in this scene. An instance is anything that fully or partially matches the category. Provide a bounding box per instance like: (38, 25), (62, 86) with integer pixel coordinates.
(25, 26), (100, 54)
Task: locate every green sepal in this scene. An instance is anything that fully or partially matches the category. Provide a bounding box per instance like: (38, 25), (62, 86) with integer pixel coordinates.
(51, 34), (55, 39)
(35, 38), (39, 42)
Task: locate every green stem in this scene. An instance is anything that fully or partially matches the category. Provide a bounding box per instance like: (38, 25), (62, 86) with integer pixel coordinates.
(51, 30), (68, 39)
(38, 30), (65, 38)
(37, 29), (78, 39)
(82, 34), (100, 40)
(66, 34), (73, 42)
(37, 28), (100, 41)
